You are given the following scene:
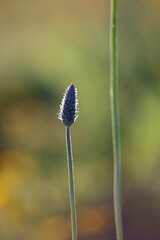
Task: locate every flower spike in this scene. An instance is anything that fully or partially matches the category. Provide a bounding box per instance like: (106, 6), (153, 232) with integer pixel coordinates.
(58, 83), (78, 127)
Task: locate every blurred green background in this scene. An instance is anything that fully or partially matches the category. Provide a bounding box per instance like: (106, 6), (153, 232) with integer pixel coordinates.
(0, 0), (160, 239)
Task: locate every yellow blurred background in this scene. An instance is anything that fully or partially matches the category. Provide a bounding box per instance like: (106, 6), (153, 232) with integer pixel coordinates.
(0, 0), (160, 239)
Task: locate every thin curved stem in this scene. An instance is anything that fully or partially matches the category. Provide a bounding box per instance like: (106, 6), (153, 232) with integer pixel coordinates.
(110, 0), (124, 240)
(66, 126), (77, 240)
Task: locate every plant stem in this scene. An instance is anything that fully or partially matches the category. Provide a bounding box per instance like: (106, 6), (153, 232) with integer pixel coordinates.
(110, 0), (124, 240)
(66, 126), (77, 240)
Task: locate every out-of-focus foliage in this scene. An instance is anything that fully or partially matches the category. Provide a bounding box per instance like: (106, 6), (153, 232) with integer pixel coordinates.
(0, 0), (159, 239)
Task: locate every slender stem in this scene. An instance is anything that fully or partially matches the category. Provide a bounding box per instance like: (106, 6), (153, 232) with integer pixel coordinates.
(66, 126), (77, 240)
(110, 0), (124, 240)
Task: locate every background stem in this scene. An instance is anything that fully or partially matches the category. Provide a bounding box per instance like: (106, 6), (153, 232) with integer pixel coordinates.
(110, 0), (124, 240)
(66, 126), (77, 240)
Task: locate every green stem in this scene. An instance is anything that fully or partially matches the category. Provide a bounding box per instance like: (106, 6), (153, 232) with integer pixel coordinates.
(66, 126), (77, 240)
(110, 0), (124, 240)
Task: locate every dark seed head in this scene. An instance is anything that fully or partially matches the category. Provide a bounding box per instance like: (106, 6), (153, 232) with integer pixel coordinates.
(58, 83), (78, 127)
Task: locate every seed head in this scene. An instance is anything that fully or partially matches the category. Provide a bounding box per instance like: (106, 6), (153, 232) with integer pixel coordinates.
(58, 83), (78, 127)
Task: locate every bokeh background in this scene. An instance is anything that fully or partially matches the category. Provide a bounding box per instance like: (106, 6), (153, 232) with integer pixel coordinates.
(0, 0), (160, 239)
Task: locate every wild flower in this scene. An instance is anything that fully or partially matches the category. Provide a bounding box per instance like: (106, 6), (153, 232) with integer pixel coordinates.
(58, 83), (78, 240)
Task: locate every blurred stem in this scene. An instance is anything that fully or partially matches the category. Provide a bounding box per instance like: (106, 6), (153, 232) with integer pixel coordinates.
(66, 126), (77, 240)
(110, 0), (124, 240)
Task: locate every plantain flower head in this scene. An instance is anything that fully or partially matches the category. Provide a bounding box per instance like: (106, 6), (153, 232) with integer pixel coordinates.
(58, 83), (78, 127)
